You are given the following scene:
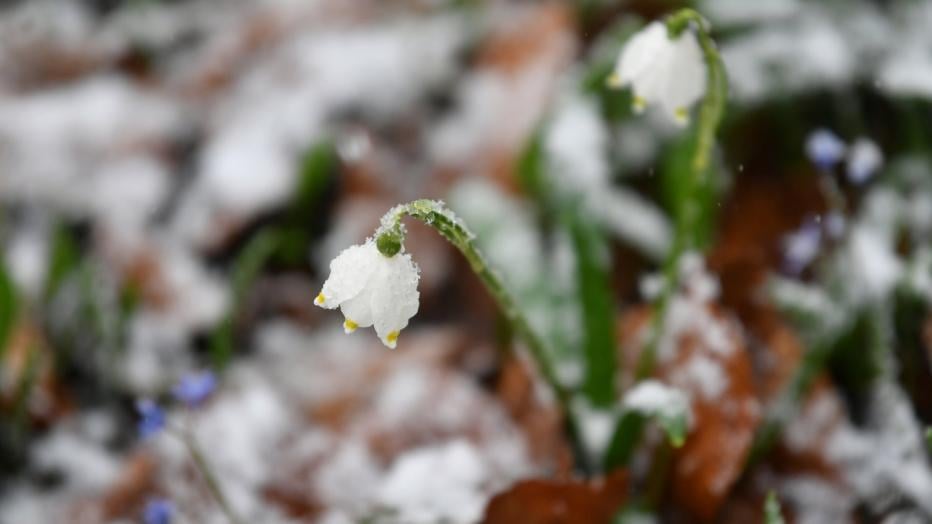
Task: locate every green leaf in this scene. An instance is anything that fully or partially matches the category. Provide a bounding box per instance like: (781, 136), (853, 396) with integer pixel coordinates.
(926, 427), (932, 452)
(764, 491), (785, 524)
(566, 212), (617, 407)
(0, 259), (17, 362)
(660, 129), (720, 251)
(210, 229), (280, 370)
(43, 222), (81, 302)
(276, 140), (338, 266)
(603, 411), (646, 470)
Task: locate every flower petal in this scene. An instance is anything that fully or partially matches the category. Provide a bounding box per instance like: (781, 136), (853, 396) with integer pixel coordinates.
(316, 242), (378, 308)
(371, 253), (420, 348)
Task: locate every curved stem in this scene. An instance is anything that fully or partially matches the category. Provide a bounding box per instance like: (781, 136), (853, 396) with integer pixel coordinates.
(380, 200), (569, 404)
(378, 200), (590, 469)
(635, 8), (728, 380)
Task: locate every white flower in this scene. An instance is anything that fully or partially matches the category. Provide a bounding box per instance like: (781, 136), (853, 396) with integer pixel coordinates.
(607, 21), (706, 125)
(314, 241), (420, 348)
(846, 138), (883, 185)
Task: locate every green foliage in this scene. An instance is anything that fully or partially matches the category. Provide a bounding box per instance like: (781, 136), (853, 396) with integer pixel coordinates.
(0, 259), (17, 362)
(210, 229), (280, 370)
(43, 222), (81, 303)
(276, 140), (338, 266)
(567, 212), (617, 407)
(517, 130), (618, 408)
(660, 129), (720, 252)
(764, 491), (785, 524)
(603, 406), (687, 471)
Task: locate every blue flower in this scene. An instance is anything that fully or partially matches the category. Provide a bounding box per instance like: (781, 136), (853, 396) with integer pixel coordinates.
(136, 399), (165, 439)
(805, 129), (846, 171)
(172, 371), (217, 408)
(782, 216), (822, 276)
(143, 497), (174, 524)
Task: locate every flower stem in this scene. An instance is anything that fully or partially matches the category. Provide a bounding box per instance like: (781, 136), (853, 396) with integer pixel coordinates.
(635, 8), (728, 381)
(175, 428), (247, 524)
(379, 200), (588, 465)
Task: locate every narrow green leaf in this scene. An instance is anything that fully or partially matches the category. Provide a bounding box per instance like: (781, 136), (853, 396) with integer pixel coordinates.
(276, 141), (338, 266)
(603, 411), (646, 471)
(764, 491), (785, 524)
(44, 222), (81, 302)
(0, 259), (17, 362)
(566, 212), (617, 407)
(210, 229), (280, 370)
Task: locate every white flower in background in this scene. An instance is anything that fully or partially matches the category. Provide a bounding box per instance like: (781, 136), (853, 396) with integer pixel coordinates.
(314, 241), (420, 348)
(782, 216), (822, 276)
(846, 138), (883, 185)
(607, 21), (707, 125)
(805, 129), (846, 171)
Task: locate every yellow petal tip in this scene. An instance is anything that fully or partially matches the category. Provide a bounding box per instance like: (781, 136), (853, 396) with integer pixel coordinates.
(632, 96), (647, 113)
(314, 292), (326, 306)
(606, 72), (623, 88)
(385, 330), (400, 348)
(343, 319), (358, 334)
(674, 107), (690, 125)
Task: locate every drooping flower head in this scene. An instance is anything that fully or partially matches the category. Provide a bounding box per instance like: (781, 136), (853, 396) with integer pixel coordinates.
(143, 497), (174, 524)
(172, 371), (217, 408)
(136, 398), (166, 439)
(846, 138), (883, 185)
(607, 21), (707, 125)
(805, 129), (846, 171)
(314, 239), (420, 349)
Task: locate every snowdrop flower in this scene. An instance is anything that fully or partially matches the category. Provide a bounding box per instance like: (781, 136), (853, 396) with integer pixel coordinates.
(805, 129), (846, 171)
(315, 240), (420, 348)
(607, 21), (706, 125)
(846, 138), (883, 185)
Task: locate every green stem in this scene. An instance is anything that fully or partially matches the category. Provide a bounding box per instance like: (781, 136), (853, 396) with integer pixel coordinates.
(635, 8), (728, 381)
(176, 429), (247, 524)
(378, 200), (589, 468)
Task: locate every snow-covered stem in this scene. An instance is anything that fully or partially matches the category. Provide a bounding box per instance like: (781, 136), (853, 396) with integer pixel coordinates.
(376, 200), (570, 406)
(635, 8), (728, 380)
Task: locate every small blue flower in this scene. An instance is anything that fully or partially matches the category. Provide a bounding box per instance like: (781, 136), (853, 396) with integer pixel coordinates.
(136, 399), (166, 439)
(143, 497), (174, 524)
(782, 216), (822, 276)
(172, 371), (217, 408)
(805, 129), (846, 171)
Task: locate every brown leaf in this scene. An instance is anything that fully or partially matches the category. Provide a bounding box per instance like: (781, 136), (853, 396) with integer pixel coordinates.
(482, 471), (629, 524)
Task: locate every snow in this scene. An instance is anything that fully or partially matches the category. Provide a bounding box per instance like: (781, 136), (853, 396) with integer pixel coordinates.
(623, 380), (690, 422)
(845, 227), (902, 304)
(826, 382), (932, 518)
(375, 440), (490, 524)
(669, 353), (728, 401)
